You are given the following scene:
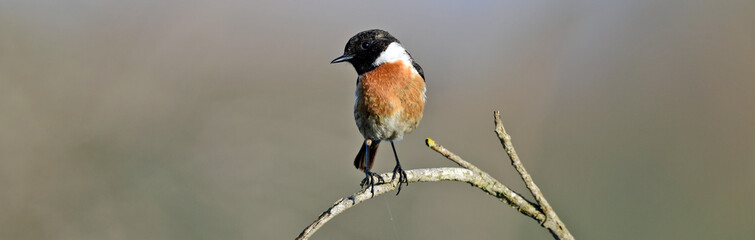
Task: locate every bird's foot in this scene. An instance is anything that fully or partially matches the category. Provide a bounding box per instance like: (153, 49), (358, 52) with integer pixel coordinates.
(391, 164), (409, 195)
(360, 171), (385, 197)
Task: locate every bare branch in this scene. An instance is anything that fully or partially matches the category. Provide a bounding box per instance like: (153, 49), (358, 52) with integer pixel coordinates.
(295, 167), (541, 240)
(295, 111), (574, 240)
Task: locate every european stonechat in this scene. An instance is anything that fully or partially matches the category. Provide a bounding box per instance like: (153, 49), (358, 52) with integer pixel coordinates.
(331, 29), (426, 195)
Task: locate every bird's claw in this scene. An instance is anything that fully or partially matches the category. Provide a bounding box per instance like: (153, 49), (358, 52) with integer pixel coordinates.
(360, 171), (385, 197)
(391, 164), (409, 195)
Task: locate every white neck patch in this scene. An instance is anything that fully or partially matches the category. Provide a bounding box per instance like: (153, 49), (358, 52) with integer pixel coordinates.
(373, 42), (412, 66)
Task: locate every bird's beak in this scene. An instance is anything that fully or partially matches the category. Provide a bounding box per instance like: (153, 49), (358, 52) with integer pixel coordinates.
(330, 54), (354, 64)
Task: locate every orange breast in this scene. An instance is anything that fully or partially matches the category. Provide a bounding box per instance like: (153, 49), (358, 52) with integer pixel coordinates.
(354, 60), (426, 140)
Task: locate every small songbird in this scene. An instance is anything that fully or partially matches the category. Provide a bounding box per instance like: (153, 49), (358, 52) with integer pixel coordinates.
(331, 29), (426, 195)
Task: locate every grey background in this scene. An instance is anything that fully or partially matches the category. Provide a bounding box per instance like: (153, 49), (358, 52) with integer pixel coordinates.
(2, 0), (754, 239)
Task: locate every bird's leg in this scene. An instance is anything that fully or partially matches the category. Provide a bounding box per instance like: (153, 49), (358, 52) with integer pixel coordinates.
(390, 141), (408, 195)
(361, 139), (383, 197)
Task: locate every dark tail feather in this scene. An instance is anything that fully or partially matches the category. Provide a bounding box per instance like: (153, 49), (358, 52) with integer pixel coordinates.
(354, 140), (380, 172)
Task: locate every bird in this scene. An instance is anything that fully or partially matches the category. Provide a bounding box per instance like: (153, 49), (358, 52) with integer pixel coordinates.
(331, 29), (426, 196)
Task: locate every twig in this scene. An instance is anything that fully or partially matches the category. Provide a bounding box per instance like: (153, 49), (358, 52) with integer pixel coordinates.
(494, 111), (573, 239)
(425, 138), (544, 221)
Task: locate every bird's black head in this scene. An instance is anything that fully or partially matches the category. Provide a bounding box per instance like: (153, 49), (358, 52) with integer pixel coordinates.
(331, 29), (401, 75)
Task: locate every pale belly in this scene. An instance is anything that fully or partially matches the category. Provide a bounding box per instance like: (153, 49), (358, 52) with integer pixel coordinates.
(354, 110), (420, 141)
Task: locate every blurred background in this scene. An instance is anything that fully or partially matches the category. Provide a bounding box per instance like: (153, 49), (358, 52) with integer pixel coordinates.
(1, 0), (754, 239)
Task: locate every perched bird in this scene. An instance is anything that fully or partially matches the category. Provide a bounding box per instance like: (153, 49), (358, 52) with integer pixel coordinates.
(331, 29), (426, 195)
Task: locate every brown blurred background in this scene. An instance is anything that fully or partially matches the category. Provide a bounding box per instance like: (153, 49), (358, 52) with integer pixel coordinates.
(1, 0), (754, 239)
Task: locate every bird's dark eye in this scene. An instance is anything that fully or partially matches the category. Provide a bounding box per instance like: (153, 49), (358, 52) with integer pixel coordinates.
(361, 41), (371, 49)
